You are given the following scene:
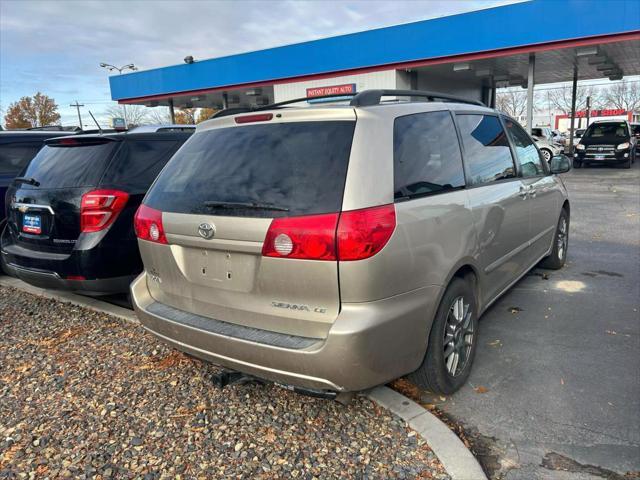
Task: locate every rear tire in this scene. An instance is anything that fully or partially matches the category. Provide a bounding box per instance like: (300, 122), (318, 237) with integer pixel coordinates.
(409, 277), (478, 395)
(540, 208), (569, 270)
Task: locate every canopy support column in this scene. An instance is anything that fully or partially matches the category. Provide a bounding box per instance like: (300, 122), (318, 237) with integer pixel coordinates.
(568, 63), (579, 154)
(526, 53), (535, 134)
(169, 99), (176, 124)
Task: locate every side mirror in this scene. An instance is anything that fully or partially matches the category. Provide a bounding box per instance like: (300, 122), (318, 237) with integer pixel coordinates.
(550, 154), (571, 174)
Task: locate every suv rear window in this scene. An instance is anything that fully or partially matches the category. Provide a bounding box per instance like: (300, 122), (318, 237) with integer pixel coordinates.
(21, 142), (118, 189)
(144, 122), (355, 217)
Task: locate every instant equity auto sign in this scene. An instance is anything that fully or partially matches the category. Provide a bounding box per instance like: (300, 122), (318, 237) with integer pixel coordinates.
(306, 84), (356, 98)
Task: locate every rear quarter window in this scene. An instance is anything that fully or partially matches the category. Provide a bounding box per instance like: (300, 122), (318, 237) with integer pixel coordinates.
(393, 111), (465, 199)
(144, 121), (355, 217)
(20, 142), (118, 188)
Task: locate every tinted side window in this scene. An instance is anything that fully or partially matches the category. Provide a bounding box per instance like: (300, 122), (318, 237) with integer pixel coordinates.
(393, 111), (465, 199)
(0, 142), (42, 175)
(102, 140), (181, 191)
(456, 114), (515, 185)
(503, 118), (545, 177)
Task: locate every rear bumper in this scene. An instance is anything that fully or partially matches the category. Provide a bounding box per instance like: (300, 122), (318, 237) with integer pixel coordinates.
(131, 272), (442, 392)
(3, 261), (134, 295)
(1, 227), (140, 294)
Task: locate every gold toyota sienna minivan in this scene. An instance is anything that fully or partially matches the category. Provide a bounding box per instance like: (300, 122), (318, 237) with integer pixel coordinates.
(131, 90), (571, 396)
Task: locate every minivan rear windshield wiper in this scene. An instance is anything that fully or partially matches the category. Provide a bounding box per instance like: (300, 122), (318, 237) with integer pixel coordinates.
(203, 200), (289, 212)
(13, 177), (40, 187)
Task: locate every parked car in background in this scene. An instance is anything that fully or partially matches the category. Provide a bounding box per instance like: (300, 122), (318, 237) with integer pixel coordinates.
(572, 128), (586, 146)
(1, 131), (192, 294)
(631, 123), (640, 139)
(0, 130), (78, 225)
(533, 136), (563, 163)
(573, 120), (637, 168)
(130, 90), (571, 397)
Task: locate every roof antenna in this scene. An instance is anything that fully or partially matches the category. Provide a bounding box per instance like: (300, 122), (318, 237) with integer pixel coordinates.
(88, 110), (103, 134)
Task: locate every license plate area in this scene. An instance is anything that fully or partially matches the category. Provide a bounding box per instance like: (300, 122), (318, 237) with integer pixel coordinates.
(595, 154), (605, 160)
(172, 245), (257, 292)
(22, 214), (42, 234)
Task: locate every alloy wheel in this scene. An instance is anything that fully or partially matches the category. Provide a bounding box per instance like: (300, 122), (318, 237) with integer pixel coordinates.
(557, 217), (568, 260)
(443, 296), (474, 377)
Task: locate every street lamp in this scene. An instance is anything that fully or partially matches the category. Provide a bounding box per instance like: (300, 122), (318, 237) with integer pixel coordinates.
(99, 62), (138, 126)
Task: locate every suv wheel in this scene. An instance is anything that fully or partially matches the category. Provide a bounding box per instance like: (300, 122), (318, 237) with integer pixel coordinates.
(540, 208), (569, 270)
(572, 158), (582, 168)
(409, 276), (478, 395)
(621, 157), (632, 169)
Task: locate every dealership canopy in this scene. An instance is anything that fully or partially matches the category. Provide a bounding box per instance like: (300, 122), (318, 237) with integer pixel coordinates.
(109, 0), (639, 129)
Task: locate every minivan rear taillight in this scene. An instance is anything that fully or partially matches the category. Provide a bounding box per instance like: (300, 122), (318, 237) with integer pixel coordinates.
(134, 205), (167, 244)
(261, 204), (396, 261)
(80, 189), (129, 233)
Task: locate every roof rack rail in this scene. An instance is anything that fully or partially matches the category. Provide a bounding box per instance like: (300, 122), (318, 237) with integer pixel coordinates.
(208, 89), (484, 120)
(349, 89), (485, 107)
(209, 93), (358, 120)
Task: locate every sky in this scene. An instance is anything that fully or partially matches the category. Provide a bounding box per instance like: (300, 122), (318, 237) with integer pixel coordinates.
(0, 0), (521, 127)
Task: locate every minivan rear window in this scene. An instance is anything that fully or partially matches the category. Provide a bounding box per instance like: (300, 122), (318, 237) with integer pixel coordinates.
(144, 122), (355, 217)
(20, 142), (118, 188)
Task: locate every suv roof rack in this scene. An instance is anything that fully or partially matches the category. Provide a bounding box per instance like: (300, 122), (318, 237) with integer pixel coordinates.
(210, 89), (484, 120)
(349, 89), (485, 107)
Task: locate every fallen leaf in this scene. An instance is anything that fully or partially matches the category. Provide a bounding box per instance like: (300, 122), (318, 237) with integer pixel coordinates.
(605, 330), (617, 335)
(509, 307), (522, 314)
(488, 339), (502, 347)
(474, 386), (489, 394)
(560, 378), (565, 385)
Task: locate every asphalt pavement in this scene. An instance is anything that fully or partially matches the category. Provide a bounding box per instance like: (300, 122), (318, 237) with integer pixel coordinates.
(421, 162), (640, 479)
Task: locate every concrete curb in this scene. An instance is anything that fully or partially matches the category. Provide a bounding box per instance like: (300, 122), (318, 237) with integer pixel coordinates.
(0, 276), (137, 323)
(368, 386), (487, 480)
(1, 275), (486, 479)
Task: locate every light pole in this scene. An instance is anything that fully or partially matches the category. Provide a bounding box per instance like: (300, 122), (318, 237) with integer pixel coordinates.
(99, 62), (137, 127)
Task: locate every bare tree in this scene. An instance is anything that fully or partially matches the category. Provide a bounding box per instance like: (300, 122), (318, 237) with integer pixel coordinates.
(146, 107), (173, 124)
(547, 85), (601, 114)
(600, 80), (640, 112)
(104, 104), (149, 127)
(495, 89), (529, 118)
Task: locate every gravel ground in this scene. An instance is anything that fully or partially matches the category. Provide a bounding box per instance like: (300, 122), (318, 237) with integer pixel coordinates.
(0, 285), (449, 480)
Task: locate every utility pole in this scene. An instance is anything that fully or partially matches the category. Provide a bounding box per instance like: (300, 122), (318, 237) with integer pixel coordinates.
(585, 96), (591, 129)
(70, 100), (84, 129)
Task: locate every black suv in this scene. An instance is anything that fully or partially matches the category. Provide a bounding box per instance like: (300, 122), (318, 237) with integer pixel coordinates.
(1, 131), (192, 294)
(0, 130), (79, 225)
(573, 120), (637, 168)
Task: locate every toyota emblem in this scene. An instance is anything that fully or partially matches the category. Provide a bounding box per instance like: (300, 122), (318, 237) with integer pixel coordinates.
(198, 223), (215, 239)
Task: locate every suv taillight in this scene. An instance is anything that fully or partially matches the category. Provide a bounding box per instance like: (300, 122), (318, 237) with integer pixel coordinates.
(261, 204), (396, 261)
(134, 204), (167, 244)
(80, 189), (129, 233)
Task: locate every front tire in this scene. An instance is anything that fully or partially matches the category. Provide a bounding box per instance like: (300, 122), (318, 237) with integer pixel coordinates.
(621, 157), (632, 169)
(409, 277), (479, 395)
(572, 158), (582, 168)
(540, 208), (569, 270)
